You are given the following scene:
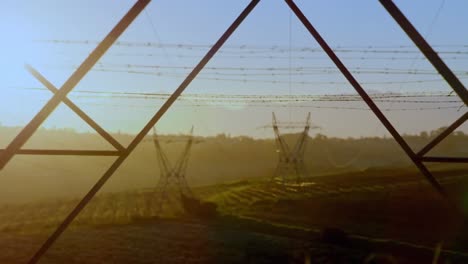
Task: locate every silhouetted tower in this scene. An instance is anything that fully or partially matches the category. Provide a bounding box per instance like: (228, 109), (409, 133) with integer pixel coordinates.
(272, 112), (311, 184)
(152, 126), (195, 215)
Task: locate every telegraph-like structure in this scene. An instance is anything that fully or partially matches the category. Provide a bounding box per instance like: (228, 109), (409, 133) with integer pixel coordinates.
(151, 126), (195, 215)
(271, 112), (316, 184)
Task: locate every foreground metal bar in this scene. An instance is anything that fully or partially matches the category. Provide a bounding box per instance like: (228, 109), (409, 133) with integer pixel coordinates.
(422, 157), (468, 163)
(417, 112), (468, 157)
(28, 1), (260, 263)
(0, 0), (150, 170)
(25, 64), (126, 151)
(285, 0), (447, 198)
(0, 149), (122, 156)
(379, 0), (468, 105)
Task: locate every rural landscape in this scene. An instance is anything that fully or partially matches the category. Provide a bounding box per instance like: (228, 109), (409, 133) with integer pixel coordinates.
(0, 127), (467, 263)
(1, 0), (467, 263)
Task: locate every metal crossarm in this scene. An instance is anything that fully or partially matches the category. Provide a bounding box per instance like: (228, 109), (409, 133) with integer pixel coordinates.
(25, 65), (126, 151)
(417, 112), (468, 158)
(1, 149), (122, 156)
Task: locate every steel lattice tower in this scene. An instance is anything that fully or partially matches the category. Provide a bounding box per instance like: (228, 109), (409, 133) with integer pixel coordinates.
(272, 112), (311, 184)
(151, 127), (195, 215)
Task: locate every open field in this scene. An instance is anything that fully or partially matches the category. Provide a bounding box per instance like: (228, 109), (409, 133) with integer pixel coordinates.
(4, 217), (468, 264)
(1, 167), (468, 263)
(0, 219), (312, 264)
(203, 167), (468, 246)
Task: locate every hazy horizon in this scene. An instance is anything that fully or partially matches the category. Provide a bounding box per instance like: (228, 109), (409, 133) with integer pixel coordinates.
(0, 120), (465, 141)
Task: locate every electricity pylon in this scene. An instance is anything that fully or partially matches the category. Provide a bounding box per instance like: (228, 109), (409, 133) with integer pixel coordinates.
(271, 112), (312, 184)
(152, 126), (195, 215)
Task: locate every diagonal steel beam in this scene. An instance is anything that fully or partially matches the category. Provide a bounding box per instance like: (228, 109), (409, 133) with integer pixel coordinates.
(379, 0), (468, 105)
(172, 126), (194, 177)
(152, 128), (172, 175)
(25, 64), (126, 152)
(285, 0), (448, 198)
(417, 112), (468, 157)
(28, 1), (260, 262)
(272, 113), (291, 156)
(0, 0), (150, 170)
(292, 112), (310, 155)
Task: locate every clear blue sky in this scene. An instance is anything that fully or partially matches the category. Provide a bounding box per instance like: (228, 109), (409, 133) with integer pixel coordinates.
(0, 0), (466, 139)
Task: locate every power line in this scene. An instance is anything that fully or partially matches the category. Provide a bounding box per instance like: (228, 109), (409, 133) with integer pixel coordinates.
(80, 102), (463, 111)
(76, 97), (460, 104)
(83, 68), (468, 86)
(36, 39), (468, 54)
(11, 86), (458, 99)
(84, 52), (468, 61)
(88, 63), (468, 75)
(13, 85), (462, 109)
(45, 63), (465, 77)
